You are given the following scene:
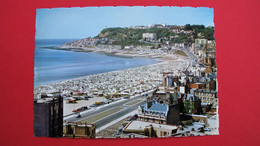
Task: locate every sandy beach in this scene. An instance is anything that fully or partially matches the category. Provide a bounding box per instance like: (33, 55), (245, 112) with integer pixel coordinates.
(34, 55), (189, 94)
(34, 45), (190, 116)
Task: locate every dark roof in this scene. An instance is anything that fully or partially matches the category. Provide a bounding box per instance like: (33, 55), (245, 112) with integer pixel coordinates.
(141, 100), (169, 116)
(208, 73), (217, 78)
(186, 94), (195, 101)
(183, 70), (190, 76)
(199, 77), (210, 82)
(149, 103), (168, 112)
(194, 89), (217, 94)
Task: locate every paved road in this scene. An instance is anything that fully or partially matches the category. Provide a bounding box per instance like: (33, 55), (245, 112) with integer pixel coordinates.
(64, 90), (153, 128)
(92, 100), (145, 128)
(172, 47), (199, 68)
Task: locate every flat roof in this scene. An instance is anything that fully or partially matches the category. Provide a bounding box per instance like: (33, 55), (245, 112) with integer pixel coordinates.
(158, 87), (165, 90)
(124, 120), (178, 131)
(36, 98), (54, 103)
(156, 91), (166, 94)
(194, 89), (217, 93)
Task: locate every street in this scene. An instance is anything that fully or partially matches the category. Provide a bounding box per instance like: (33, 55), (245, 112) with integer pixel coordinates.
(64, 90), (153, 128)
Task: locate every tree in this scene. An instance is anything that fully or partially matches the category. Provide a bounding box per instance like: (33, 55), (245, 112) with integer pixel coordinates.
(184, 24), (192, 30)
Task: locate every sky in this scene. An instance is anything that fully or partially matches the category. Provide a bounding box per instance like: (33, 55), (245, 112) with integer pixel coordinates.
(35, 7), (214, 39)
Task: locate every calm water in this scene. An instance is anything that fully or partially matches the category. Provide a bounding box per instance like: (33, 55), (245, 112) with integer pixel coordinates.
(34, 39), (158, 86)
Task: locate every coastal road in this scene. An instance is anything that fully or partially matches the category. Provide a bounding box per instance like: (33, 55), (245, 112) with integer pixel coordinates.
(64, 90), (153, 128)
(86, 100), (145, 128)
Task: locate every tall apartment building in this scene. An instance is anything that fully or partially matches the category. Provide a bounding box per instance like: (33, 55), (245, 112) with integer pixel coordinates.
(34, 95), (63, 137)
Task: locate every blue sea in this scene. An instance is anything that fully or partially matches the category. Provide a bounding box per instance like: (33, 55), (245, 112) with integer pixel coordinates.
(34, 39), (158, 86)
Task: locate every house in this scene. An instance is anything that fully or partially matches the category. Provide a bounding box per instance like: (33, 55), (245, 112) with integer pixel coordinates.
(189, 83), (206, 89)
(142, 33), (157, 40)
(195, 39), (208, 45)
(138, 99), (169, 124)
(209, 78), (217, 90)
(183, 94), (202, 114)
(193, 89), (218, 107)
(138, 99), (180, 125)
(125, 46), (133, 50)
(205, 67), (213, 74)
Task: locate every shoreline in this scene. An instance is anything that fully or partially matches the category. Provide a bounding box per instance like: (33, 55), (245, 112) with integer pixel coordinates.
(34, 52), (189, 96)
(34, 55), (188, 88)
(51, 45), (187, 62)
(35, 46), (189, 87)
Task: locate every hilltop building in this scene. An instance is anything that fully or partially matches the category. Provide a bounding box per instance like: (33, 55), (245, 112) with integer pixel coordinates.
(142, 33), (157, 40)
(195, 39), (208, 45)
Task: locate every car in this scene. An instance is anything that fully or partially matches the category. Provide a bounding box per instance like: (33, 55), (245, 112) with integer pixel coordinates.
(76, 114), (81, 118)
(127, 114), (138, 121)
(78, 107), (84, 111)
(122, 121), (130, 126)
(72, 109), (78, 112)
(82, 106), (88, 110)
(204, 128), (212, 131)
(67, 99), (77, 103)
(84, 96), (93, 99)
(89, 104), (97, 107)
(108, 98), (114, 101)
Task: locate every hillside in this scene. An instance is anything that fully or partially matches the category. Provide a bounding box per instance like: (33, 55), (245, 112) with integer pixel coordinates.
(95, 24), (214, 47)
(59, 24), (215, 49)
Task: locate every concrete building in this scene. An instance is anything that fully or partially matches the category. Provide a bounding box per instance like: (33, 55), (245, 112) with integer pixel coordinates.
(138, 99), (180, 125)
(209, 78), (217, 90)
(193, 89), (218, 107)
(184, 94), (202, 114)
(138, 99), (168, 124)
(123, 120), (178, 138)
(142, 33), (157, 40)
(189, 83), (206, 89)
(63, 122), (96, 138)
(195, 39), (208, 45)
(34, 95), (63, 137)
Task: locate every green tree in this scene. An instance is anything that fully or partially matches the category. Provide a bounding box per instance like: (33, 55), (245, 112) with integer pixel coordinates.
(184, 24), (192, 30)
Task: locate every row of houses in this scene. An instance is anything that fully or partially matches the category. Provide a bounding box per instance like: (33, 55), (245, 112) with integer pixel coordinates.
(120, 65), (218, 138)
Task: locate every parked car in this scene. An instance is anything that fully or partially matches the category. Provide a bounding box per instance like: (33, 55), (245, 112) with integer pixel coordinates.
(72, 109), (78, 112)
(81, 106), (88, 110)
(76, 113), (81, 118)
(127, 114), (138, 121)
(67, 99), (77, 103)
(84, 96), (93, 100)
(89, 104), (98, 108)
